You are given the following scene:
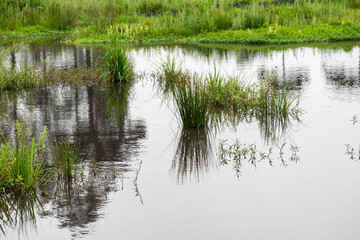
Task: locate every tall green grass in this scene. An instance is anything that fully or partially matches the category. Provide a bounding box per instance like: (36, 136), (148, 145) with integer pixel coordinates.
(172, 78), (210, 128)
(104, 41), (134, 83)
(0, 121), (53, 193)
(51, 136), (79, 180)
(2, 0), (360, 44)
(156, 61), (300, 129)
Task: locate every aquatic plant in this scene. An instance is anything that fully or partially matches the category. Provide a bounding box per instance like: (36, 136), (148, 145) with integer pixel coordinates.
(51, 136), (79, 180)
(0, 121), (53, 193)
(172, 78), (210, 128)
(219, 139), (300, 177)
(104, 41), (134, 83)
(157, 57), (184, 85)
(345, 144), (360, 160)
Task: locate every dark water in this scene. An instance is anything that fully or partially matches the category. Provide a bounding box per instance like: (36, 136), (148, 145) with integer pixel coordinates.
(1, 39), (360, 239)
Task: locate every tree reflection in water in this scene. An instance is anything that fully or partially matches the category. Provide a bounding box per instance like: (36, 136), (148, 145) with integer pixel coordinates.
(0, 83), (147, 239)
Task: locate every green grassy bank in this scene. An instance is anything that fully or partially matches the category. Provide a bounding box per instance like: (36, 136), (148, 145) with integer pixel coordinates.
(1, 0), (360, 44)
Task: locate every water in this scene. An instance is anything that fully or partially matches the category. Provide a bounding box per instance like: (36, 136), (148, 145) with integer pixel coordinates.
(1, 39), (360, 240)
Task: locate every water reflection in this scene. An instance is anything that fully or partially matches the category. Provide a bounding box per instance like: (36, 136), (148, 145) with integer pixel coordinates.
(258, 64), (310, 90)
(0, 191), (42, 237)
(42, 163), (122, 238)
(1, 39), (101, 70)
(0, 84), (146, 238)
(323, 63), (360, 87)
(171, 128), (215, 184)
(104, 82), (134, 124)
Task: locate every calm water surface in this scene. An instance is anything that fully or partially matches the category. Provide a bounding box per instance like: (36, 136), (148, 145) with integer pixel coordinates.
(1, 40), (360, 239)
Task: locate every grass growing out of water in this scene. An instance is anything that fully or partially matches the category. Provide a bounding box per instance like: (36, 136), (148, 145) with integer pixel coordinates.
(51, 136), (79, 180)
(172, 78), (210, 128)
(156, 60), (300, 129)
(104, 41), (134, 83)
(0, 121), (53, 193)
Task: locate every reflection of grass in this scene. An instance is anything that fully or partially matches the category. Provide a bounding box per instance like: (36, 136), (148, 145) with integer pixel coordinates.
(0, 121), (53, 193)
(0, 190), (42, 236)
(171, 128), (214, 184)
(105, 81), (134, 122)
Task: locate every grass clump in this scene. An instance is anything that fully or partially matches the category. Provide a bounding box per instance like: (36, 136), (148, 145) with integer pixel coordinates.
(172, 78), (210, 128)
(156, 60), (301, 129)
(156, 58), (210, 128)
(0, 121), (53, 193)
(51, 136), (79, 180)
(104, 41), (134, 83)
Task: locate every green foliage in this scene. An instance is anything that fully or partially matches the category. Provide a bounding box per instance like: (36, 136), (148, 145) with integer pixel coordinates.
(156, 61), (301, 129)
(46, 2), (75, 30)
(172, 78), (210, 128)
(2, 0), (360, 44)
(0, 121), (53, 193)
(349, 0), (360, 8)
(104, 41), (135, 83)
(138, 0), (164, 14)
(51, 136), (79, 180)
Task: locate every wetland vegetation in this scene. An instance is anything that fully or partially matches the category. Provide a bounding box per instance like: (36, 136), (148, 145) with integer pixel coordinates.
(0, 7), (360, 236)
(1, 0), (360, 44)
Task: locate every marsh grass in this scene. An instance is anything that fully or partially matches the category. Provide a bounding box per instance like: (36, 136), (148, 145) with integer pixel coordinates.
(51, 136), (79, 180)
(172, 78), (211, 128)
(103, 41), (134, 83)
(156, 60), (301, 129)
(2, 0), (360, 44)
(0, 121), (53, 193)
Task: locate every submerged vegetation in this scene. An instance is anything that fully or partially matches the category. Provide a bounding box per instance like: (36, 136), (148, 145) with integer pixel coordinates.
(1, 0), (360, 44)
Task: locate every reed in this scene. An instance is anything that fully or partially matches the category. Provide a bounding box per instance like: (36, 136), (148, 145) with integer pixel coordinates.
(0, 121), (53, 193)
(51, 136), (79, 180)
(172, 78), (210, 128)
(103, 41), (134, 83)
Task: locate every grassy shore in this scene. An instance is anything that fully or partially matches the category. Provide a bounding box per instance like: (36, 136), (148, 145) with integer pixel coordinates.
(1, 0), (360, 44)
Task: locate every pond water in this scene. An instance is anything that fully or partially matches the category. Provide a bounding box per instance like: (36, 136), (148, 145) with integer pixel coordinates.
(1, 39), (360, 240)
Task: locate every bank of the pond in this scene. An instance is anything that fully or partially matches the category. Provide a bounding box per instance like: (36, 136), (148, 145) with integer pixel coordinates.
(2, 22), (360, 45)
